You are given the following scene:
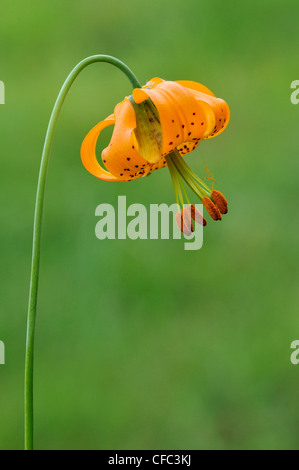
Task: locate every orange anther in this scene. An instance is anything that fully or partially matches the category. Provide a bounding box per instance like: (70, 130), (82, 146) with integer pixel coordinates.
(202, 197), (222, 221)
(212, 190), (228, 214)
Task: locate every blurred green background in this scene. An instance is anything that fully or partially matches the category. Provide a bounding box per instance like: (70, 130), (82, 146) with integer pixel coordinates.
(0, 0), (298, 450)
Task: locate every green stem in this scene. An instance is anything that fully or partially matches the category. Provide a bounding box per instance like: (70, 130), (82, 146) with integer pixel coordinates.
(24, 55), (140, 450)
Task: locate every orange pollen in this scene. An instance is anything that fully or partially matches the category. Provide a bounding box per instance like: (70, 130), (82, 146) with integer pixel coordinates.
(202, 197), (222, 221)
(211, 190), (228, 214)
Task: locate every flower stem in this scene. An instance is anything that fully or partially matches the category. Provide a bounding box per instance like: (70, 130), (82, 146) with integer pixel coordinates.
(24, 55), (140, 450)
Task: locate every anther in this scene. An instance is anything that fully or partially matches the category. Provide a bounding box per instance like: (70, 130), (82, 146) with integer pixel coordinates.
(202, 197), (222, 221)
(175, 209), (193, 236)
(187, 204), (207, 226)
(211, 190), (228, 214)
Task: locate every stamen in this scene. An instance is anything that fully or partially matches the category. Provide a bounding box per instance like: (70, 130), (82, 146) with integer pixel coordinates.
(182, 208), (194, 234)
(166, 154), (184, 210)
(175, 209), (193, 236)
(202, 197), (222, 221)
(166, 150), (227, 226)
(172, 157), (207, 200)
(171, 151), (211, 200)
(173, 151), (211, 195)
(187, 204), (207, 226)
(211, 190), (228, 214)
(175, 212), (183, 232)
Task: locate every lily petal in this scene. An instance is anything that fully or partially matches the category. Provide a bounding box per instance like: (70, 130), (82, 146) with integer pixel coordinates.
(81, 116), (122, 182)
(102, 99), (155, 179)
(177, 81), (230, 138)
(136, 80), (207, 157)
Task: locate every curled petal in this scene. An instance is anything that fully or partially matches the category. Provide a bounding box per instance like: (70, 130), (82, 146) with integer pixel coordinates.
(102, 100), (154, 180)
(177, 81), (230, 139)
(132, 88), (150, 104)
(135, 80), (207, 157)
(81, 116), (122, 181)
(175, 80), (216, 97)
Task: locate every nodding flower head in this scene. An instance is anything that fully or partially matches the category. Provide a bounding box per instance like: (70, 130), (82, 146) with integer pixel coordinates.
(81, 77), (230, 235)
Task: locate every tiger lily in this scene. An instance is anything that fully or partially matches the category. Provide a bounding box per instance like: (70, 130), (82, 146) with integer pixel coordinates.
(81, 77), (230, 233)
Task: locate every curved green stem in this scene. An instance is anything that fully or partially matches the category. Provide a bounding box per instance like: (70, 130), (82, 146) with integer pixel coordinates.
(25, 55), (140, 450)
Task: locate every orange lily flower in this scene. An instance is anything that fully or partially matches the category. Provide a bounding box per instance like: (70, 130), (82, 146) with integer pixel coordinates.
(81, 77), (230, 233)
